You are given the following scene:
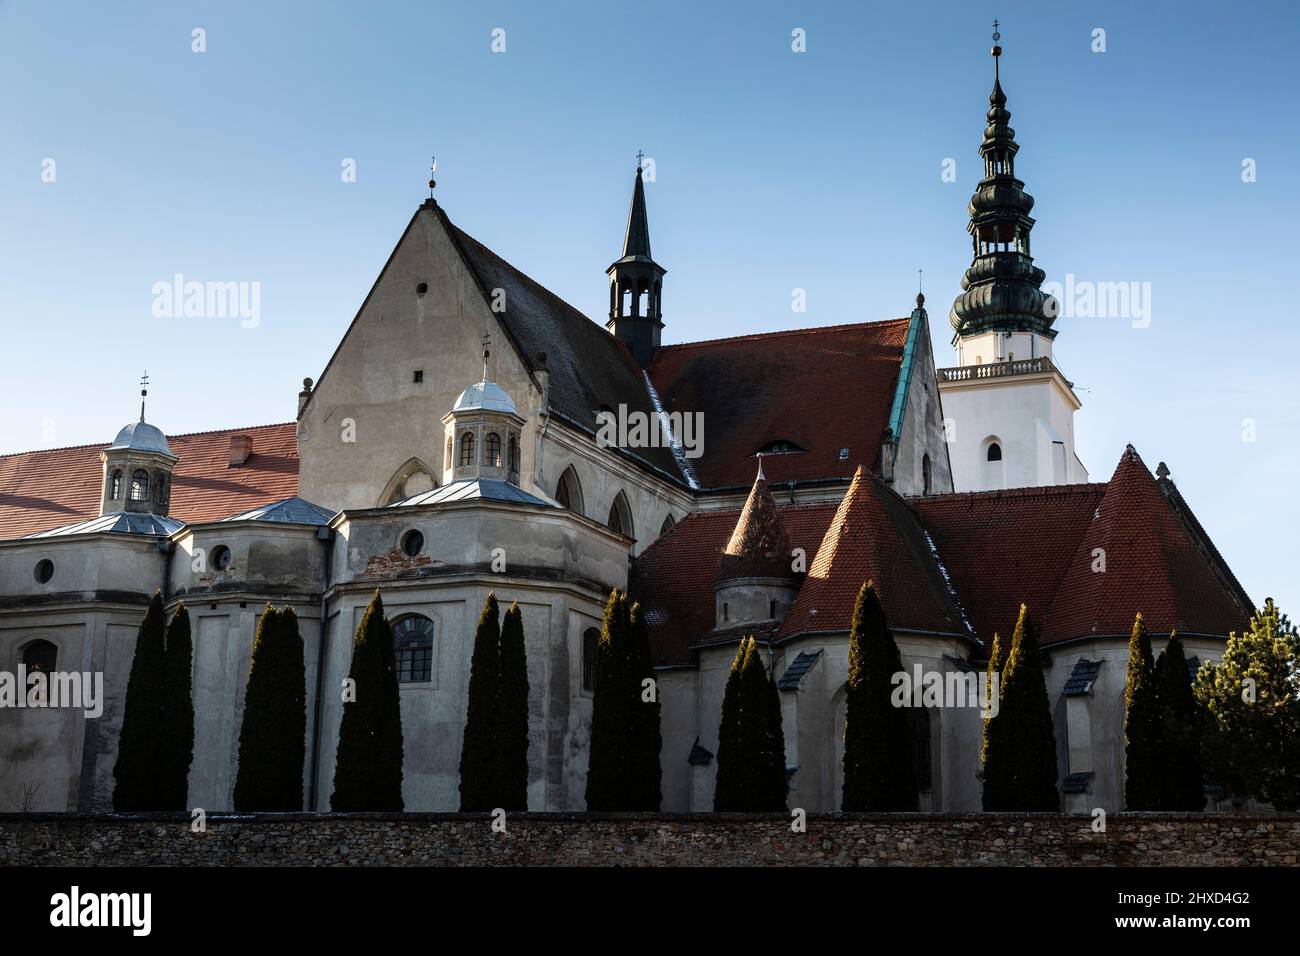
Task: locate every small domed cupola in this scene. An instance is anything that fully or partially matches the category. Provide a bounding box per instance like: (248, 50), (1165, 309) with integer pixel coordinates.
(101, 374), (179, 517)
(714, 461), (802, 629)
(442, 346), (527, 485)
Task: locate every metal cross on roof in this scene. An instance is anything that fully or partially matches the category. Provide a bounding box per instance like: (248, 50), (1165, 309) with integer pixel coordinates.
(139, 371), (149, 421)
(992, 19), (1000, 41)
(636, 149), (645, 170)
(428, 155), (437, 198)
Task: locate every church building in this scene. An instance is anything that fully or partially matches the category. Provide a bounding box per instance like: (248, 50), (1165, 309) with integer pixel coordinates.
(0, 44), (1252, 815)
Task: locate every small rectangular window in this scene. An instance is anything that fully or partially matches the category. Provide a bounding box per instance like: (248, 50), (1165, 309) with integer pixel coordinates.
(413, 370), (424, 383)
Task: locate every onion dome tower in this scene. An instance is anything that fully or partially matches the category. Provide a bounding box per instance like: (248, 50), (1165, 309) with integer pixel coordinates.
(442, 345), (526, 486)
(714, 461), (802, 629)
(949, 31), (1057, 340)
(100, 374), (178, 517)
(606, 156), (666, 367)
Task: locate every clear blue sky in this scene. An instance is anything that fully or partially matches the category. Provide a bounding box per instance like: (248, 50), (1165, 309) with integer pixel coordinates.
(2, 0), (1297, 615)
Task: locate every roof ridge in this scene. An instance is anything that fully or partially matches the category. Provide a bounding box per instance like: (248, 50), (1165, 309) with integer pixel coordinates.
(917, 481), (1109, 504)
(657, 317), (911, 353)
(0, 421), (296, 460)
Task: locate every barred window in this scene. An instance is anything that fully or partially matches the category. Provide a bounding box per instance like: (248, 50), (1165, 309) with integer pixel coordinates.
(130, 469), (149, 501)
(109, 470), (123, 499)
(485, 432), (502, 467)
(459, 432), (476, 467)
(392, 615), (435, 683)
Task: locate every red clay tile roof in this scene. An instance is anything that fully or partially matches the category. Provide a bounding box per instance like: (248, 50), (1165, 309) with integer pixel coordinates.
(0, 423), (300, 539)
(912, 482), (1108, 648)
(715, 467), (798, 583)
(778, 466), (967, 640)
(1041, 445), (1251, 644)
(647, 319), (910, 490)
(632, 501), (839, 666)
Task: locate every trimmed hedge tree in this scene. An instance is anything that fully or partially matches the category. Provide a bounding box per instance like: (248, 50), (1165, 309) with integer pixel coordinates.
(161, 602), (195, 810)
(842, 581), (916, 811)
(331, 591), (404, 811)
(982, 604), (1059, 811)
(1123, 613), (1163, 810)
(714, 637), (787, 811)
(585, 591), (633, 810)
(113, 591), (169, 811)
(459, 593), (502, 811)
(234, 605), (308, 811)
(495, 602), (530, 812)
(980, 630), (1004, 772)
(1155, 631), (1205, 811)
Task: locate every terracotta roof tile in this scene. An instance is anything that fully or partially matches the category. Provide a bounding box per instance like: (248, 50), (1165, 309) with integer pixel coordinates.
(778, 466), (966, 639)
(647, 320), (910, 489)
(0, 423), (300, 539)
(632, 501), (839, 666)
(715, 467), (797, 582)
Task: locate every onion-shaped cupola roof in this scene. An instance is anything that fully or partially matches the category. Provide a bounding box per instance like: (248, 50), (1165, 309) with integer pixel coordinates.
(716, 461), (798, 583)
(950, 29), (1057, 339)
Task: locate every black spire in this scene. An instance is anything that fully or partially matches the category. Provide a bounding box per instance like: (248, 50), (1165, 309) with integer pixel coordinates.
(607, 155), (667, 367)
(949, 30), (1057, 339)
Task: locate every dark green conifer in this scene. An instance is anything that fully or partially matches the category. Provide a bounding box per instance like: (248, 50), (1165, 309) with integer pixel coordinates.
(1123, 613), (1163, 810)
(113, 591), (169, 811)
(1156, 631), (1205, 811)
(585, 591), (632, 810)
(161, 602), (195, 810)
(495, 602), (530, 811)
(459, 592), (502, 811)
(628, 600), (663, 811)
(234, 605), (308, 811)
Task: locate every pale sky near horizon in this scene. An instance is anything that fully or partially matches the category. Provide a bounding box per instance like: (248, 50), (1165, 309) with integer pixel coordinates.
(1, 0), (1297, 614)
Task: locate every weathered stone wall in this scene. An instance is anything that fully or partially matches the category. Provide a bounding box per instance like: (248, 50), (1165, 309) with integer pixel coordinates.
(2, 813), (1297, 867)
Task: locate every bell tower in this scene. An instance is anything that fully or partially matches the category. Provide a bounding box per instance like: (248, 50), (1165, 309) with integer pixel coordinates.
(938, 27), (1088, 491)
(606, 155), (666, 367)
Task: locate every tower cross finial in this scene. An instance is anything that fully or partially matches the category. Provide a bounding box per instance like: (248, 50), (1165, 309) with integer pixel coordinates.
(139, 371), (150, 421)
(481, 333), (491, 381)
(635, 149), (645, 171)
(991, 19), (1002, 81)
(428, 155), (437, 200)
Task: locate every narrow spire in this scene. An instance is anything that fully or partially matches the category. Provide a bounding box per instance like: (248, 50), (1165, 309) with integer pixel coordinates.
(427, 155), (437, 201)
(481, 333), (491, 383)
(621, 158), (652, 261)
(756, 454), (766, 482)
(139, 371), (149, 422)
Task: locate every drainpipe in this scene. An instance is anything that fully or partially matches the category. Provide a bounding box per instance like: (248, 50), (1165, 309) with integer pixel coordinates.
(157, 537), (175, 601)
(308, 525), (334, 811)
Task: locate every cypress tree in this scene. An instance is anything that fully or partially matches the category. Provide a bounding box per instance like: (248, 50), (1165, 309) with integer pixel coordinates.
(113, 590), (169, 811)
(983, 604), (1058, 811)
(331, 590), (404, 811)
(712, 638), (747, 811)
(1123, 613), (1163, 810)
(234, 605), (308, 811)
(1156, 631), (1204, 811)
(161, 602), (195, 810)
(980, 631), (1004, 773)
(495, 602), (530, 811)
(628, 600), (663, 811)
(459, 592), (502, 811)
(585, 591), (632, 810)
(752, 644), (788, 811)
(842, 581), (917, 811)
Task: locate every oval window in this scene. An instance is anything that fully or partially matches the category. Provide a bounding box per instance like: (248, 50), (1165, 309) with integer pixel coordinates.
(212, 545), (233, 571)
(34, 559), (54, 584)
(401, 529), (425, 557)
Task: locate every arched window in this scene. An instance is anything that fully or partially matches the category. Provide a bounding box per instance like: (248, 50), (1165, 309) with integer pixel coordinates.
(459, 432), (476, 467)
(555, 465), (584, 514)
(109, 470), (123, 499)
(660, 513), (676, 536)
(130, 469), (149, 501)
(914, 708), (933, 791)
(582, 627), (600, 692)
(987, 443), (1002, 462)
(154, 473), (168, 505)
(922, 453), (932, 495)
(485, 433), (502, 467)
(508, 435), (519, 475)
(21, 639), (57, 675)
(607, 492), (633, 540)
(392, 615), (435, 683)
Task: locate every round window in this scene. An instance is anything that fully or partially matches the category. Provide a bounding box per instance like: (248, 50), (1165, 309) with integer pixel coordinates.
(401, 529), (424, 557)
(34, 559), (54, 584)
(212, 545), (233, 571)
(416, 282), (429, 297)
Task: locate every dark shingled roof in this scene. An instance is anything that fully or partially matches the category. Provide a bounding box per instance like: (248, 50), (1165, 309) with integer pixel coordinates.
(1063, 659), (1102, 696)
(447, 218), (684, 482)
(777, 650), (822, 691)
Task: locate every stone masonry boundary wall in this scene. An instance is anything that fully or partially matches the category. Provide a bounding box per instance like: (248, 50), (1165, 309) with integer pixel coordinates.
(2, 813), (1298, 866)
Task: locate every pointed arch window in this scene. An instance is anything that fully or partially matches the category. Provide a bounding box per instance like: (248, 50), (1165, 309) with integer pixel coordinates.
(660, 513), (676, 536)
(21, 639), (57, 676)
(507, 435), (519, 476)
(459, 432), (476, 467)
(130, 469), (149, 501)
(607, 492), (633, 540)
(922, 453), (932, 495)
(109, 470), (123, 499)
(555, 465), (584, 514)
(987, 443), (1002, 462)
(582, 627), (600, 693)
